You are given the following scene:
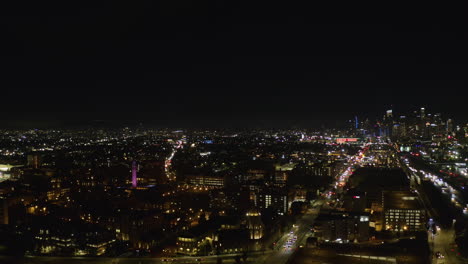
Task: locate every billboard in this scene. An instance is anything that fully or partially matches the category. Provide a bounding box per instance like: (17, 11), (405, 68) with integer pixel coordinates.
(336, 138), (359, 144)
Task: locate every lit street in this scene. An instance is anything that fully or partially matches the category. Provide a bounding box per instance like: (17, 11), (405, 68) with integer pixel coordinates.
(431, 227), (462, 264)
(0, 254), (259, 264)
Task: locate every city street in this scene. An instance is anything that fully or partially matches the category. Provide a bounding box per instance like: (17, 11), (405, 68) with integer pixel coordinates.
(255, 147), (366, 264)
(401, 154), (467, 263)
(252, 198), (324, 264)
(0, 254), (259, 264)
(431, 226), (462, 264)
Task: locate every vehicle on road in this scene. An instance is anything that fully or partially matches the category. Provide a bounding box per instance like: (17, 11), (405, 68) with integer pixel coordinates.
(435, 251), (444, 259)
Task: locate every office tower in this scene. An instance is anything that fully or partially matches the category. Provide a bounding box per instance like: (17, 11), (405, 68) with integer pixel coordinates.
(386, 110), (393, 119)
(447, 119), (454, 133)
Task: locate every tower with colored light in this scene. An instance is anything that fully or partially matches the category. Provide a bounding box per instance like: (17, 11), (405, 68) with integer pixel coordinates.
(131, 160), (137, 188)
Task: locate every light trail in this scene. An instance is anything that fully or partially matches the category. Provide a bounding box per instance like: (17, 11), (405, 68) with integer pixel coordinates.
(165, 140), (183, 181)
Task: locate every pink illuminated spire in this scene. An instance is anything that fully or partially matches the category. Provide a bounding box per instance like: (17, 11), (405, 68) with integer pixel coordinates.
(131, 160), (137, 188)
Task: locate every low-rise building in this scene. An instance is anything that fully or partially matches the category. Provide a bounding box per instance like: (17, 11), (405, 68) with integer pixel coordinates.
(313, 211), (370, 243)
(188, 175), (224, 188)
(255, 188), (288, 215)
(383, 191), (425, 232)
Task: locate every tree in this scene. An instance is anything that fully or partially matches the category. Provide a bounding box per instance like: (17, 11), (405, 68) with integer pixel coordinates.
(456, 233), (468, 258)
(242, 251), (248, 262)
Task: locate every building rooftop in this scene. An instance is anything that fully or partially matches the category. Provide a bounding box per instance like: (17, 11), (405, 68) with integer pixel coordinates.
(316, 210), (369, 222)
(383, 191), (423, 210)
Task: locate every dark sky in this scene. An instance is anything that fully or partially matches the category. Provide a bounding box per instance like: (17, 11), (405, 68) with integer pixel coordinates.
(1, 2), (467, 128)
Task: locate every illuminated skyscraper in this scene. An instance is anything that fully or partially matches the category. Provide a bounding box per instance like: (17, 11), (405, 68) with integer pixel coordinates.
(386, 109), (393, 119)
(447, 119), (453, 133)
(131, 160), (137, 188)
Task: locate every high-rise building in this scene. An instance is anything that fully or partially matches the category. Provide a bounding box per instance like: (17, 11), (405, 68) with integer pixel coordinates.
(386, 110), (393, 119)
(447, 119), (454, 134)
(399, 116), (407, 137)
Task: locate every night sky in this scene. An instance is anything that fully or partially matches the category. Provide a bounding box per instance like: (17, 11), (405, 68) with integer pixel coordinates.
(1, 2), (467, 128)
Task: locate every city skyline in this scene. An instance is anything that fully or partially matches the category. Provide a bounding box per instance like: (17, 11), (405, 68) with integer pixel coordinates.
(0, 105), (465, 129)
(0, 119), (467, 263)
(1, 2), (467, 263)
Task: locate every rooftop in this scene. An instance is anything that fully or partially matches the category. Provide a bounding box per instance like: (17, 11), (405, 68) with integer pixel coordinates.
(383, 191), (423, 210)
